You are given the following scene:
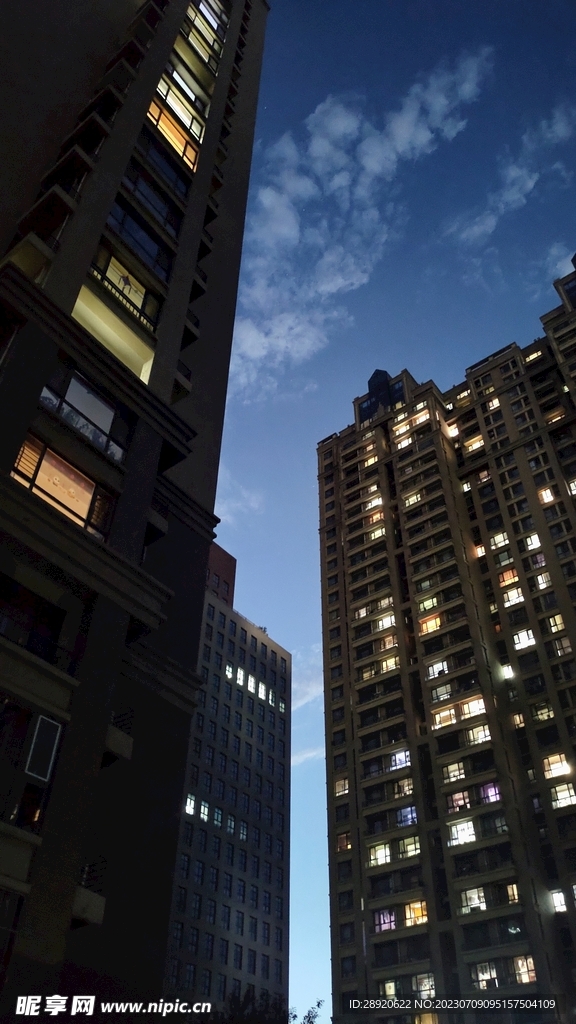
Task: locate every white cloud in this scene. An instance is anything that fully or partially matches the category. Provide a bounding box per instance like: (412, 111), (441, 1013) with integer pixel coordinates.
(292, 643), (324, 711)
(215, 465), (263, 526)
(446, 103), (576, 247)
(542, 241), (575, 281)
(231, 48), (493, 399)
(291, 746), (326, 768)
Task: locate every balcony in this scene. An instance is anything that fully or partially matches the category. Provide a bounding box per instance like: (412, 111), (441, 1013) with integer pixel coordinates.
(39, 387), (125, 465)
(0, 605), (78, 676)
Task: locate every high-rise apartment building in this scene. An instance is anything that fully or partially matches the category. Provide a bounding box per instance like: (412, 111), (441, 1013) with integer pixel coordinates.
(319, 259), (576, 1021)
(0, 0), (267, 1006)
(164, 544), (290, 1006)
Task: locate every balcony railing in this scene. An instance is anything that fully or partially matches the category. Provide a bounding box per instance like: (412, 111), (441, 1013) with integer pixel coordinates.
(89, 263), (159, 330)
(39, 387), (125, 464)
(0, 608), (79, 675)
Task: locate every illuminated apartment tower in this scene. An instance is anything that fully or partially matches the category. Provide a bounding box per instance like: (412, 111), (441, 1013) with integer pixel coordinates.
(164, 544), (291, 1005)
(0, 0), (267, 1004)
(319, 258), (576, 1023)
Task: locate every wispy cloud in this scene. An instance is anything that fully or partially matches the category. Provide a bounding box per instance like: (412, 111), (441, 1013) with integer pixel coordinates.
(446, 103), (576, 247)
(292, 643), (324, 711)
(292, 745), (326, 768)
(231, 48), (493, 398)
(541, 241), (575, 281)
(215, 465), (263, 526)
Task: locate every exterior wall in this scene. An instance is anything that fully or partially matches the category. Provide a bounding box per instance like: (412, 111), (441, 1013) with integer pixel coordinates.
(164, 580), (291, 1007)
(0, 0), (267, 1006)
(319, 262), (576, 1022)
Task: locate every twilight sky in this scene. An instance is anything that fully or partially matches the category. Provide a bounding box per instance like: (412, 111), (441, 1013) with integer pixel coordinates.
(213, 1), (576, 1017)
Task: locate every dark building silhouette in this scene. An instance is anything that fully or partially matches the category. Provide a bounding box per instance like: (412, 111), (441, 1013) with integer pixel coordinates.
(164, 544), (291, 1004)
(0, 0), (268, 1007)
(319, 259), (576, 1022)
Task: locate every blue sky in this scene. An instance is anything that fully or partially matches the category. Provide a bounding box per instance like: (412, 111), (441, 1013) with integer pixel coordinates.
(213, 1), (576, 1017)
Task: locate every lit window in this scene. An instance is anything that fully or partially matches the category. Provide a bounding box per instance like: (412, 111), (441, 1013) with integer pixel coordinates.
(268, 689), (276, 706)
(374, 908), (396, 932)
(552, 891), (567, 912)
(457, 390), (471, 400)
(432, 707), (457, 730)
(554, 637), (573, 656)
(507, 883), (519, 904)
(382, 655), (400, 674)
(397, 835), (420, 859)
(471, 961), (497, 989)
(213, 807), (222, 827)
(368, 842), (390, 866)
(513, 713), (525, 728)
(442, 761), (465, 782)
(427, 660), (448, 679)
(487, 397), (500, 410)
(258, 682), (266, 700)
(466, 437), (484, 452)
(185, 794), (196, 815)
(462, 481), (471, 492)
(369, 526), (386, 541)
(237, 667), (245, 686)
(363, 456), (378, 468)
(420, 615), (442, 635)
(397, 436), (412, 450)
(513, 630), (535, 650)
(431, 682), (452, 703)
(502, 665), (514, 679)
(12, 436), (112, 537)
(543, 754), (570, 778)
(551, 783), (576, 809)
(513, 956), (536, 985)
(460, 698), (485, 719)
(419, 595), (438, 612)
(498, 568), (519, 587)
(569, 480), (576, 497)
(446, 791), (470, 813)
(466, 724), (491, 745)
(525, 533), (541, 550)
(412, 973), (435, 999)
(226, 662), (234, 679)
(448, 819), (476, 846)
(535, 572), (551, 590)
(503, 587), (524, 607)
(405, 900), (427, 927)
(355, 605), (369, 619)
(336, 832), (352, 852)
(525, 350), (542, 363)
(475, 545), (486, 558)
(490, 532), (509, 550)
(335, 778), (349, 797)
(200, 800), (209, 822)
(394, 777), (414, 798)
(377, 613), (396, 630)
(389, 750), (411, 770)
(538, 488), (555, 504)
(460, 887), (486, 914)
(405, 492), (422, 507)
(548, 614), (565, 634)
(531, 702), (554, 722)
(479, 782), (500, 804)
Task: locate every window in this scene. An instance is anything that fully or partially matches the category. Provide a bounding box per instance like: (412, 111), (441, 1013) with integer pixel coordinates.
(490, 532), (509, 550)
(548, 614), (565, 634)
(461, 698), (486, 719)
(538, 488), (555, 504)
(443, 761), (465, 782)
(405, 900), (427, 927)
(427, 660), (448, 679)
(460, 887), (486, 913)
(447, 791), (470, 813)
(368, 843), (390, 866)
(466, 724), (491, 745)
(419, 615), (441, 635)
(479, 782), (500, 804)
(551, 783), (576, 808)
(335, 778), (349, 797)
(525, 533), (541, 550)
(513, 955), (536, 985)
(552, 890), (567, 912)
(503, 587), (524, 607)
(397, 835), (420, 859)
(432, 707), (456, 730)
(448, 819), (476, 846)
(471, 961), (497, 989)
(554, 637), (573, 656)
(12, 436), (114, 538)
(337, 832), (352, 852)
(513, 630), (535, 650)
(543, 753), (570, 778)
(374, 908), (395, 932)
(200, 800), (209, 822)
(412, 973), (435, 999)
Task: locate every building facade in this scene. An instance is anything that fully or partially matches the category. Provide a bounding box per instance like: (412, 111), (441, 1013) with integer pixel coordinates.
(0, 0), (267, 1006)
(164, 545), (291, 1007)
(319, 259), (576, 1022)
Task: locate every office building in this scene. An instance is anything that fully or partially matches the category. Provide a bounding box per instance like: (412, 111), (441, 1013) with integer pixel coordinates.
(0, 0), (268, 1005)
(318, 258), (576, 1021)
(164, 544), (291, 1006)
